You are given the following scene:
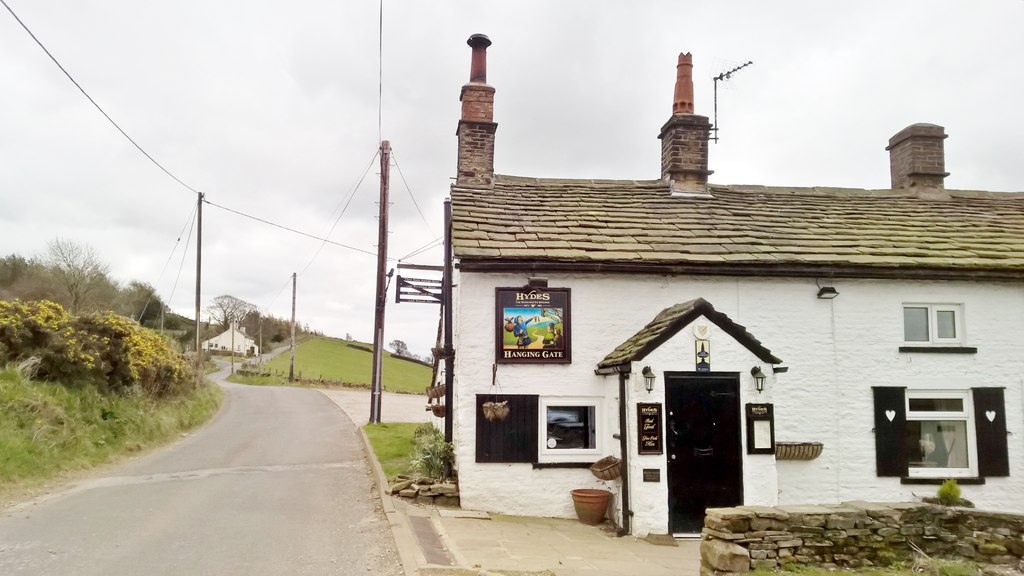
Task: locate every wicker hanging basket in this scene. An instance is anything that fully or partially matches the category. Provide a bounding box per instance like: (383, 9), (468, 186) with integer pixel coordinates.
(774, 442), (824, 461)
(426, 383), (446, 399)
(430, 403), (448, 418)
(482, 401), (509, 421)
(589, 456), (622, 481)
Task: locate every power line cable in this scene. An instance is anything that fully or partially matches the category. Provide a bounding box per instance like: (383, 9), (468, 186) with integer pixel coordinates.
(391, 151), (434, 236)
(377, 0), (383, 143)
(299, 150), (380, 276)
(166, 205), (198, 311)
(1, 0), (203, 198)
(397, 236), (442, 262)
(135, 203), (198, 322)
(204, 198), (391, 259)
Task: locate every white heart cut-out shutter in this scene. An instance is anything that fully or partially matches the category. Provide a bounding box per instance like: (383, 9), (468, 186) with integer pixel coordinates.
(885, 410), (896, 422)
(986, 410), (996, 422)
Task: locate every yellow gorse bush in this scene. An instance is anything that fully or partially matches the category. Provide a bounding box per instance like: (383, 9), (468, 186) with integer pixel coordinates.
(0, 299), (195, 396)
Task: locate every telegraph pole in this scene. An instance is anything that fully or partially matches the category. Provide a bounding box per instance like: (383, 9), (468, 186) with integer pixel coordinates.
(194, 192), (204, 376)
(369, 141), (391, 424)
(289, 272), (297, 382)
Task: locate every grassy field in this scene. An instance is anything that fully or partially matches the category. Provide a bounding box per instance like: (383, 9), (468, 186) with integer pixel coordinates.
(0, 365), (222, 499)
(363, 422), (420, 479)
(230, 337), (431, 394)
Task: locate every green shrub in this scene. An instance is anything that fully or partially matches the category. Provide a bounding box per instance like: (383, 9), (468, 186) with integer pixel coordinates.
(937, 478), (961, 506)
(410, 423), (452, 479)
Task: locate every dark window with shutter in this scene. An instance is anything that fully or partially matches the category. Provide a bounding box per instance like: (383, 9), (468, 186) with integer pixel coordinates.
(873, 386), (907, 477)
(475, 394), (538, 463)
(973, 388), (1009, 477)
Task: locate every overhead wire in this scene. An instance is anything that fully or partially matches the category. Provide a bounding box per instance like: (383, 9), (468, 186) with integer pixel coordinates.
(397, 236), (443, 262)
(135, 203), (198, 322)
(166, 206), (198, 312)
(1, 0), (203, 199)
(299, 150), (380, 276)
(391, 151), (434, 236)
(203, 198), (392, 260)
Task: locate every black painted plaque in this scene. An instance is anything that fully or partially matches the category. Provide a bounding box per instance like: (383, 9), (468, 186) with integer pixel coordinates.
(637, 403), (663, 455)
(642, 468), (661, 482)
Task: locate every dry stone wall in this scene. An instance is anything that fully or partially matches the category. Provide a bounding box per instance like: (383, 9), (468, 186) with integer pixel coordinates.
(700, 502), (1024, 575)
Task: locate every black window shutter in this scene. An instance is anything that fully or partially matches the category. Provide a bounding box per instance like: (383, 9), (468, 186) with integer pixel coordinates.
(475, 394), (538, 463)
(872, 387), (907, 477)
(973, 388), (1009, 477)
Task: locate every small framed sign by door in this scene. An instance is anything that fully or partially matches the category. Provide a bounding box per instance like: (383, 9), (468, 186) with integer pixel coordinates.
(637, 403), (663, 455)
(745, 403), (775, 455)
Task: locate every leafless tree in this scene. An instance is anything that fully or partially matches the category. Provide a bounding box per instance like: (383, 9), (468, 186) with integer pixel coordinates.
(388, 339), (411, 357)
(206, 295), (256, 331)
(44, 238), (113, 313)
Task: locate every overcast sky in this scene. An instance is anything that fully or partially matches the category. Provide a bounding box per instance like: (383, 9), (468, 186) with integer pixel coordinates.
(2, 1), (1022, 357)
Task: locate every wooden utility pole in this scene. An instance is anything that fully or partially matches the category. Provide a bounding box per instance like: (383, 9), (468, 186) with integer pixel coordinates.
(289, 272), (297, 382)
(369, 141), (391, 424)
(194, 192), (204, 376)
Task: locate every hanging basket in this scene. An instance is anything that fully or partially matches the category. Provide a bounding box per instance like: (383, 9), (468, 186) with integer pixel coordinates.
(775, 442), (824, 461)
(482, 401), (509, 421)
(427, 383), (446, 399)
(589, 456), (622, 481)
(429, 403), (448, 418)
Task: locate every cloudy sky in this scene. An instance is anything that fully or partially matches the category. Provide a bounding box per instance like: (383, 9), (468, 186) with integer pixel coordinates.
(2, 1), (1022, 357)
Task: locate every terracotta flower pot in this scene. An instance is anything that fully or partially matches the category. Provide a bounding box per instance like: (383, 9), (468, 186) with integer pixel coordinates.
(570, 489), (611, 525)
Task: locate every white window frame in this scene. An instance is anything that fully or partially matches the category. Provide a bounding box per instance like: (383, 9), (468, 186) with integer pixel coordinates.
(902, 303), (964, 345)
(538, 396), (603, 464)
(905, 389), (978, 479)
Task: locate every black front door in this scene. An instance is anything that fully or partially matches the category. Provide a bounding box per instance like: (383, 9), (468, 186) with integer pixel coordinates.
(666, 374), (742, 534)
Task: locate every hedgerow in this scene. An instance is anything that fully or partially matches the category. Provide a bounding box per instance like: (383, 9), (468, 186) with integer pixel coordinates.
(0, 299), (195, 396)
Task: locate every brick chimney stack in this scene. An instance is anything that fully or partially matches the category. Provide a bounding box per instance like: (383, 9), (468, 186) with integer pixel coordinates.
(886, 123), (949, 189)
(456, 34), (496, 189)
(659, 53), (713, 192)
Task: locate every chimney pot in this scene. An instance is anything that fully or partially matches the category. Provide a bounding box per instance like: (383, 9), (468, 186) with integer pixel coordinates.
(886, 123), (949, 189)
(467, 34), (492, 83)
(673, 53), (695, 114)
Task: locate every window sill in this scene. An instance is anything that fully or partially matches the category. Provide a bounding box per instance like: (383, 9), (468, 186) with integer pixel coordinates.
(900, 477), (986, 485)
(532, 461), (595, 469)
(898, 346), (977, 354)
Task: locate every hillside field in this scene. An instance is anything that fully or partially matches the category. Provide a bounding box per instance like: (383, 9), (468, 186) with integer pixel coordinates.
(245, 337), (431, 394)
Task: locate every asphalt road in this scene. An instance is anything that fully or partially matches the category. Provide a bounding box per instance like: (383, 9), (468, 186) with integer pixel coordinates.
(0, 365), (403, 576)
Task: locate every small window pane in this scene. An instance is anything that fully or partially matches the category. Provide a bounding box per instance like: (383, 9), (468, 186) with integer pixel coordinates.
(904, 307), (929, 341)
(937, 310), (957, 339)
(909, 398), (964, 412)
(905, 420), (969, 469)
(546, 406), (596, 450)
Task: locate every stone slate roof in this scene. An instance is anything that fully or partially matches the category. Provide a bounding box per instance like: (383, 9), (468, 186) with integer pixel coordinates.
(598, 297), (782, 370)
(450, 175), (1024, 278)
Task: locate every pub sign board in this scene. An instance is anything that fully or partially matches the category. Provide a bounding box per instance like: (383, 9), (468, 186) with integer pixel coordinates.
(495, 287), (571, 364)
(637, 403), (663, 455)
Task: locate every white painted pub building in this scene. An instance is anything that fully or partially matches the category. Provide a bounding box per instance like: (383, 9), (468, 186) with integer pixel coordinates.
(442, 35), (1024, 536)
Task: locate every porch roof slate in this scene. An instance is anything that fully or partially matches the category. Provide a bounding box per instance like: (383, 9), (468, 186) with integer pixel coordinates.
(450, 175), (1024, 276)
(597, 297), (782, 370)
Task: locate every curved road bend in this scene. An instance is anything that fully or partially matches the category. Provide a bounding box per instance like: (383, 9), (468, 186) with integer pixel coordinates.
(0, 365), (402, 576)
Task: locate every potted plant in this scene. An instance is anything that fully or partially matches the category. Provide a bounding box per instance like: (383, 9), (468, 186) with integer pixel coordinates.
(570, 488), (612, 525)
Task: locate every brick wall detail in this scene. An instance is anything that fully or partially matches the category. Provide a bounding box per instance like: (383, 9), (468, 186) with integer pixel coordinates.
(886, 123), (949, 189)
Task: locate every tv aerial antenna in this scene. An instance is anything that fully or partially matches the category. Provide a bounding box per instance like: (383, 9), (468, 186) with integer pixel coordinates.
(712, 61), (753, 143)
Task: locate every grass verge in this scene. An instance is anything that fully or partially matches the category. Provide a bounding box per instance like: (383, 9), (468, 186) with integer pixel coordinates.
(0, 365), (222, 499)
(363, 422), (419, 480)
(751, 558), (981, 576)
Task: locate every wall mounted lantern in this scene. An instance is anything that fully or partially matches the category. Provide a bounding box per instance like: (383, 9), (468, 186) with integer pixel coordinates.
(641, 366), (655, 394)
(816, 286), (839, 299)
(750, 366), (767, 393)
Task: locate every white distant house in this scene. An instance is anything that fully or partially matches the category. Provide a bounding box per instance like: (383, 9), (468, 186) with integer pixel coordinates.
(201, 324), (258, 357)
